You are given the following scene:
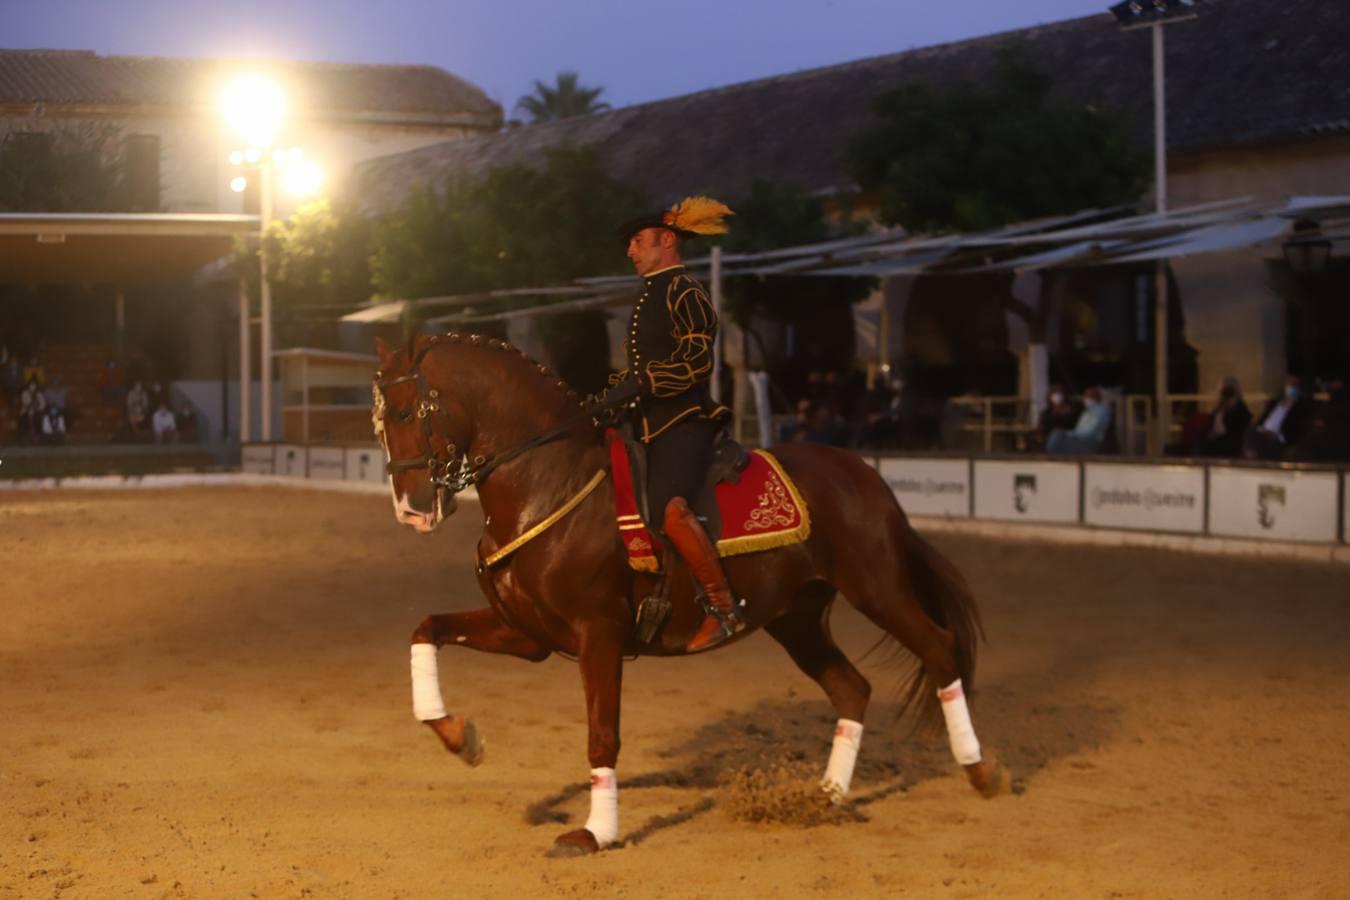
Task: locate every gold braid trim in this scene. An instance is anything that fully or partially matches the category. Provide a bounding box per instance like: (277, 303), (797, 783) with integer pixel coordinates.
(482, 469), (608, 568)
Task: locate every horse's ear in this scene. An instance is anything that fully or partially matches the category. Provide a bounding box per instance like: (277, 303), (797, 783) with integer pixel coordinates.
(375, 336), (391, 362)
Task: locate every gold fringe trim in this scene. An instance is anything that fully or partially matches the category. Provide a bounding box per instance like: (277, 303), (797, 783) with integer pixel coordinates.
(628, 556), (661, 573)
(483, 468), (608, 568)
(714, 450), (811, 558)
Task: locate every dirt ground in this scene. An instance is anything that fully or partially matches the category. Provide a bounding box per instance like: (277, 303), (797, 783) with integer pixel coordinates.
(2, 487), (1348, 899)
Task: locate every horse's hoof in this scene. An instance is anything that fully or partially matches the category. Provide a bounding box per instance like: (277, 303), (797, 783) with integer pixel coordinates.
(965, 758), (1006, 798)
(457, 719), (485, 767)
(546, 829), (600, 858)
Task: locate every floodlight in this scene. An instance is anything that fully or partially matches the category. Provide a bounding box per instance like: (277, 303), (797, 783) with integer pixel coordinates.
(221, 74), (286, 148)
(230, 175), (248, 193)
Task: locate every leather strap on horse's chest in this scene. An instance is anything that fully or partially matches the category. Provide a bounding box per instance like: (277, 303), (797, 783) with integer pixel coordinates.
(481, 468), (608, 569)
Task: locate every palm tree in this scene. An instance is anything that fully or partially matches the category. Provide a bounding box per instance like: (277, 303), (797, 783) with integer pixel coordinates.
(513, 71), (611, 124)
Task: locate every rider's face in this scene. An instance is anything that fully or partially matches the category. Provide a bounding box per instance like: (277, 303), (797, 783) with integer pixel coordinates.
(627, 228), (670, 276)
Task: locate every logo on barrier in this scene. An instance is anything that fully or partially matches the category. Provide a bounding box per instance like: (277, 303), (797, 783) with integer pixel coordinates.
(1257, 483), (1286, 530)
(1013, 474), (1037, 514)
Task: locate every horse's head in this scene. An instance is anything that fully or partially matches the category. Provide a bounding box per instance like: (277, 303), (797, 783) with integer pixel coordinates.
(372, 335), (472, 534)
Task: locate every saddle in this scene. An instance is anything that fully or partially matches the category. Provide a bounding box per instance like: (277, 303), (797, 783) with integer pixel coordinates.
(606, 426), (810, 575)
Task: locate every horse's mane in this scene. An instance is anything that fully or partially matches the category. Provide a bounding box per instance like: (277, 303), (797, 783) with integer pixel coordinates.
(416, 331), (588, 410)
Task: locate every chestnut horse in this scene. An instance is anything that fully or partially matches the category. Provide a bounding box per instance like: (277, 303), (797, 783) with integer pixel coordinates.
(373, 333), (1002, 857)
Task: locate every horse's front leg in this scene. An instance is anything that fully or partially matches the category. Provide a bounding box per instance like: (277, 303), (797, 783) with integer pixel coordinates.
(549, 616), (625, 857)
(410, 608), (550, 764)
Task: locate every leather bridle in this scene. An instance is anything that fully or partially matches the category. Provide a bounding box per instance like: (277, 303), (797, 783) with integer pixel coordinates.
(373, 339), (628, 498)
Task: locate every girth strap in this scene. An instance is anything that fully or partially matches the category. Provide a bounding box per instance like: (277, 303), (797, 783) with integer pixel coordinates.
(481, 468), (609, 569)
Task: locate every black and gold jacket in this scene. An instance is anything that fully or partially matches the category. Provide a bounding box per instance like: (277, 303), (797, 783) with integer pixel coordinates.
(612, 265), (729, 442)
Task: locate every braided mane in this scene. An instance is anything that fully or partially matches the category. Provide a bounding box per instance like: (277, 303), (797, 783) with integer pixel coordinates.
(422, 331), (588, 409)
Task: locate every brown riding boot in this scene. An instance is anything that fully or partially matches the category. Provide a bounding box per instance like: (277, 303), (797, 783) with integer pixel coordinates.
(663, 497), (744, 652)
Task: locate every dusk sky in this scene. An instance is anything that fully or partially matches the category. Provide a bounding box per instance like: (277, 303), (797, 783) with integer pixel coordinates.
(7, 0), (1116, 114)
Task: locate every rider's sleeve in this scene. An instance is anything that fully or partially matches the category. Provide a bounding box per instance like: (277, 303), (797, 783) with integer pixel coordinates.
(607, 369), (629, 386)
(643, 278), (717, 398)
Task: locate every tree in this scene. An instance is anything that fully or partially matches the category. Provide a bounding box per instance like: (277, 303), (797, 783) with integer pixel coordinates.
(234, 198), (376, 347)
(847, 48), (1146, 235)
(513, 72), (611, 124)
(847, 48), (1148, 399)
(0, 123), (129, 212)
(371, 144), (649, 392)
(720, 178), (874, 374)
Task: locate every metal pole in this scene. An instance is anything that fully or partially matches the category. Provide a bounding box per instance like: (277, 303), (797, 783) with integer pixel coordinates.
(114, 289), (126, 359)
(301, 354), (310, 444)
(1152, 21), (1170, 456)
(259, 159), (274, 442)
(709, 245), (723, 404)
(238, 276), (251, 443)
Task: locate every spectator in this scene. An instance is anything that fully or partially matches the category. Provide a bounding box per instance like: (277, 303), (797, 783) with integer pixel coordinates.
(0, 343), (17, 401)
(1244, 374), (1312, 460)
(152, 402), (178, 444)
(1289, 376), (1350, 462)
(43, 374), (69, 413)
(1046, 386), (1112, 455)
(17, 376), (46, 443)
(22, 355), (45, 387)
(176, 404), (200, 443)
(126, 381), (149, 435)
(148, 380), (167, 413)
(97, 359), (126, 405)
(41, 405), (66, 445)
(858, 372), (898, 449)
(780, 398), (812, 443)
(1199, 375), (1252, 458)
(1037, 383), (1082, 448)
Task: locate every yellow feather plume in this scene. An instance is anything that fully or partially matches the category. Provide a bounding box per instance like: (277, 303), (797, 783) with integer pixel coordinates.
(668, 196), (734, 236)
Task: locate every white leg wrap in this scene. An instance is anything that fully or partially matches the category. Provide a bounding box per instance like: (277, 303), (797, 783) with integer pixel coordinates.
(410, 643), (448, 721)
(938, 679), (982, 765)
(820, 718), (864, 804)
(583, 767), (619, 848)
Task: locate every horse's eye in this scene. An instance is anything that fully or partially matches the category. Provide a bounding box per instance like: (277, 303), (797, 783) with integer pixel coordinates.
(396, 410), (414, 424)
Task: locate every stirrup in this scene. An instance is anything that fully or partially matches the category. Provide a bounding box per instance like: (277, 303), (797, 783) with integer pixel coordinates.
(701, 594), (747, 633)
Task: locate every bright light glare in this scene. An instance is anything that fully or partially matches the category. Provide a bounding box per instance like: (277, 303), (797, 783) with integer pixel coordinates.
(279, 157), (322, 197)
(228, 149), (244, 166)
(230, 175), (248, 193)
(221, 74), (286, 147)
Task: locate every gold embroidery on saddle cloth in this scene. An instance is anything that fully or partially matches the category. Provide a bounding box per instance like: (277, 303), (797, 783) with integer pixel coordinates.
(744, 478), (797, 531)
(713, 450), (811, 558)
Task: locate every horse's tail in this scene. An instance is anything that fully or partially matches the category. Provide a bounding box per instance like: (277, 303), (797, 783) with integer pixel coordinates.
(869, 520), (985, 737)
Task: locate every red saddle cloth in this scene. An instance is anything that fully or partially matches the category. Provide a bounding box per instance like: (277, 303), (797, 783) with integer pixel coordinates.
(607, 432), (811, 573)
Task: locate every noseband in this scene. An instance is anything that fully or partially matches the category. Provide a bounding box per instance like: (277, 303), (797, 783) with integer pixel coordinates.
(373, 341), (609, 498)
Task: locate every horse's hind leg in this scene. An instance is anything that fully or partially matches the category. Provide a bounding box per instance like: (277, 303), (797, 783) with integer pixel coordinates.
(410, 608), (550, 765)
(765, 586), (872, 804)
(830, 528), (1004, 798)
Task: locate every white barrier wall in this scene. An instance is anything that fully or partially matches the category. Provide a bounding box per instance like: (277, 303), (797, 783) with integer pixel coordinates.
(878, 458), (970, 517)
(1208, 467), (1340, 543)
(345, 446), (388, 485)
(973, 460), (1080, 524)
(1084, 463), (1205, 534)
(307, 446), (346, 481)
(241, 444), (274, 475)
(275, 444), (307, 478)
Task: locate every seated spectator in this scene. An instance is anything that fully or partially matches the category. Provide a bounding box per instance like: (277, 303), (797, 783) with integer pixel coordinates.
(22, 356), (45, 387)
(126, 381), (149, 434)
(17, 376), (46, 443)
(43, 375), (69, 414)
(1046, 386), (1112, 455)
(780, 398), (813, 443)
(97, 359), (126, 405)
(152, 402), (178, 444)
(41, 405), (66, 445)
(805, 404), (847, 446)
(1244, 374), (1312, 460)
(1037, 383), (1082, 448)
(176, 405), (200, 443)
(1288, 376), (1350, 462)
(148, 380), (167, 413)
(858, 372), (898, 449)
(0, 343), (17, 401)
(1199, 375), (1252, 458)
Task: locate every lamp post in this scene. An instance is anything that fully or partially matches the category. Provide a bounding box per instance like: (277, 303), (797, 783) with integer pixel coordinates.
(1109, 0), (1198, 455)
(222, 76), (322, 444)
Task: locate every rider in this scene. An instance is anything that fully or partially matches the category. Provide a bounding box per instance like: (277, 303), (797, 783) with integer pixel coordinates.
(609, 196), (741, 652)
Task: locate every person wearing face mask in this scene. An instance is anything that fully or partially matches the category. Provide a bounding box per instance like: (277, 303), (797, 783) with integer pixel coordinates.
(1199, 375), (1251, 458)
(1037, 383), (1081, 448)
(1046, 385), (1112, 454)
(1244, 374), (1313, 460)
